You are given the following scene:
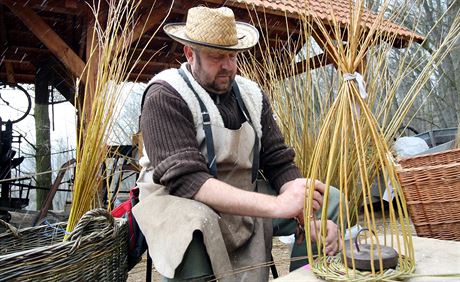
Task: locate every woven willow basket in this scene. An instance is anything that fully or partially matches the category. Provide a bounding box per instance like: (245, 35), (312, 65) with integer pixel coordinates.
(396, 148), (460, 241)
(0, 208), (128, 281)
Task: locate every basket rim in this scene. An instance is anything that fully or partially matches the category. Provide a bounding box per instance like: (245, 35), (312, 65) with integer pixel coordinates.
(397, 148), (460, 162)
(396, 160), (460, 172)
(413, 219), (460, 226)
(0, 217), (127, 260)
(406, 198), (460, 204)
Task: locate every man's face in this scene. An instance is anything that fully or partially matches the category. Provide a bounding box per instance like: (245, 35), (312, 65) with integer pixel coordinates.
(185, 46), (237, 94)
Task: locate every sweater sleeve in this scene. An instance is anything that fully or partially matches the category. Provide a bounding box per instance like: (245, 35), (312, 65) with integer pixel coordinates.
(141, 81), (213, 198)
(259, 93), (302, 192)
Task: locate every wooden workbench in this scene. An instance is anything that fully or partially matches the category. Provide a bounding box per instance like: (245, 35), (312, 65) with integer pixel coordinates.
(275, 236), (460, 281)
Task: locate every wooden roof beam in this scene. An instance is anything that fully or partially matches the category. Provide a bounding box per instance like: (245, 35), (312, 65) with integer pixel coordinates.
(295, 52), (332, 73)
(0, 3), (15, 83)
(4, 45), (51, 57)
(119, 0), (192, 57)
(310, 27), (339, 69)
(271, 52), (333, 80)
(166, 13), (186, 58)
(0, 72), (34, 82)
(1, 0), (85, 80)
(4, 61), (15, 83)
(127, 2), (173, 48)
(13, 0), (81, 15)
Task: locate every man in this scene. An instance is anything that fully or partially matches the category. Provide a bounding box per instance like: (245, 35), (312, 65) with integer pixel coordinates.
(133, 6), (341, 281)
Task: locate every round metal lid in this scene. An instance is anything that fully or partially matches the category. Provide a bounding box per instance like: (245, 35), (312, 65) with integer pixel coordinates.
(344, 228), (399, 271)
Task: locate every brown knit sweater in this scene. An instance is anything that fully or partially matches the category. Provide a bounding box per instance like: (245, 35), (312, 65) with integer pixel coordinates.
(141, 79), (302, 198)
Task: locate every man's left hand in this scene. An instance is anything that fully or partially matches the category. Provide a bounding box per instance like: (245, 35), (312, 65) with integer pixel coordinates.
(296, 219), (340, 256)
(311, 219), (340, 256)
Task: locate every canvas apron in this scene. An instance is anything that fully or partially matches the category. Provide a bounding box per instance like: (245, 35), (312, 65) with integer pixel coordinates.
(133, 120), (271, 281)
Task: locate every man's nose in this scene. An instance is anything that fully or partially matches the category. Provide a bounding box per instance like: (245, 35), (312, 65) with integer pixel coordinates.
(220, 56), (235, 70)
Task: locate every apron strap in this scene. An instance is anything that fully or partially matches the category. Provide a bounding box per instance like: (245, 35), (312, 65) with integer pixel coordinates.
(178, 69), (218, 178)
(232, 82), (259, 183)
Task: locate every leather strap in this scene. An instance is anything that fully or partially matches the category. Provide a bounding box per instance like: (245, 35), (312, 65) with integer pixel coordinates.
(178, 69), (218, 177)
(232, 82), (259, 183)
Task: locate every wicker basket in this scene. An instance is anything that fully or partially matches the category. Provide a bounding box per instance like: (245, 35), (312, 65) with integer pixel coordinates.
(0, 209), (129, 281)
(396, 148), (460, 241)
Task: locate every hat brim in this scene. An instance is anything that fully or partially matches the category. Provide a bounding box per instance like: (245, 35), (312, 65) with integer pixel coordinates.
(163, 22), (259, 52)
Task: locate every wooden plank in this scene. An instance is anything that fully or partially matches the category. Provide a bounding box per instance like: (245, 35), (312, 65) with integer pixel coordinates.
(111, 1), (175, 63)
(33, 158), (76, 226)
(65, 0), (77, 9)
(4, 61), (15, 83)
(1, 6), (17, 84)
(128, 2), (171, 47)
(83, 9), (100, 106)
(275, 236), (460, 281)
(311, 27), (339, 69)
(0, 73), (34, 82)
(15, 0), (80, 15)
(1, 0), (85, 79)
(269, 52), (332, 80)
(293, 52), (333, 75)
(167, 13), (185, 57)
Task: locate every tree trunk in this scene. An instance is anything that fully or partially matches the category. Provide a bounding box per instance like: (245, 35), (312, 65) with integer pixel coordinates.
(35, 67), (52, 210)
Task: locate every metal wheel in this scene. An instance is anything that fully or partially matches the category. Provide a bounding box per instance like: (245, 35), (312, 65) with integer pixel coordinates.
(0, 82), (32, 125)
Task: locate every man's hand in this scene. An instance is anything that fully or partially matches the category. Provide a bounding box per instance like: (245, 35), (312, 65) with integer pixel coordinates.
(193, 177), (326, 221)
(277, 178), (324, 220)
(309, 219), (340, 256)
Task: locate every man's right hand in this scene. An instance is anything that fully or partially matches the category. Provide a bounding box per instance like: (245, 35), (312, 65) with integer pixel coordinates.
(276, 178), (324, 219)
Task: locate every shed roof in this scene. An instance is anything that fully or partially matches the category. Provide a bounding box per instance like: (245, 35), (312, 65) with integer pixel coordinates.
(229, 0), (423, 43)
(0, 0), (423, 101)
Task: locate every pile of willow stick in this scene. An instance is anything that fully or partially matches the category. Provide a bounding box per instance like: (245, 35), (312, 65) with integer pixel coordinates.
(66, 0), (172, 235)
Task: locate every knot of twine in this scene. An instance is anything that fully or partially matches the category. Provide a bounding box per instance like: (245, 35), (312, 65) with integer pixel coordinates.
(344, 72), (367, 99)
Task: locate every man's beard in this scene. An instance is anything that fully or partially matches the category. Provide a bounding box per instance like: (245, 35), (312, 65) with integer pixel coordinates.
(193, 68), (235, 94)
(207, 71), (235, 93)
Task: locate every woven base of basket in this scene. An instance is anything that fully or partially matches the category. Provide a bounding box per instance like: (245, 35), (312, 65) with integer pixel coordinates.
(397, 149), (460, 241)
(311, 255), (415, 282)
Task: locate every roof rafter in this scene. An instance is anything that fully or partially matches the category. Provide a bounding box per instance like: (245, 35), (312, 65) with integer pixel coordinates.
(1, 0), (85, 79)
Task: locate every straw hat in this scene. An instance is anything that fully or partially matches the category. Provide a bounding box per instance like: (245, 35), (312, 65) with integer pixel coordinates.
(163, 6), (259, 52)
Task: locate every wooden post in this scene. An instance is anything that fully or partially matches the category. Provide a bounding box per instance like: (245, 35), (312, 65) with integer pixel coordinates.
(0, 4), (15, 83)
(34, 64), (52, 210)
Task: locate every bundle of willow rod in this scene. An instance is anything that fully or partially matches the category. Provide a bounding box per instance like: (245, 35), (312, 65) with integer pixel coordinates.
(240, 0), (460, 186)
(66, 0), (172, 235)
(301, 1), (418, 280)
(239, 0), (460, 279)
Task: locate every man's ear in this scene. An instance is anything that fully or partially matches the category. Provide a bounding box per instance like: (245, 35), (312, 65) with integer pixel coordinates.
(184, 45), (194, 63)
